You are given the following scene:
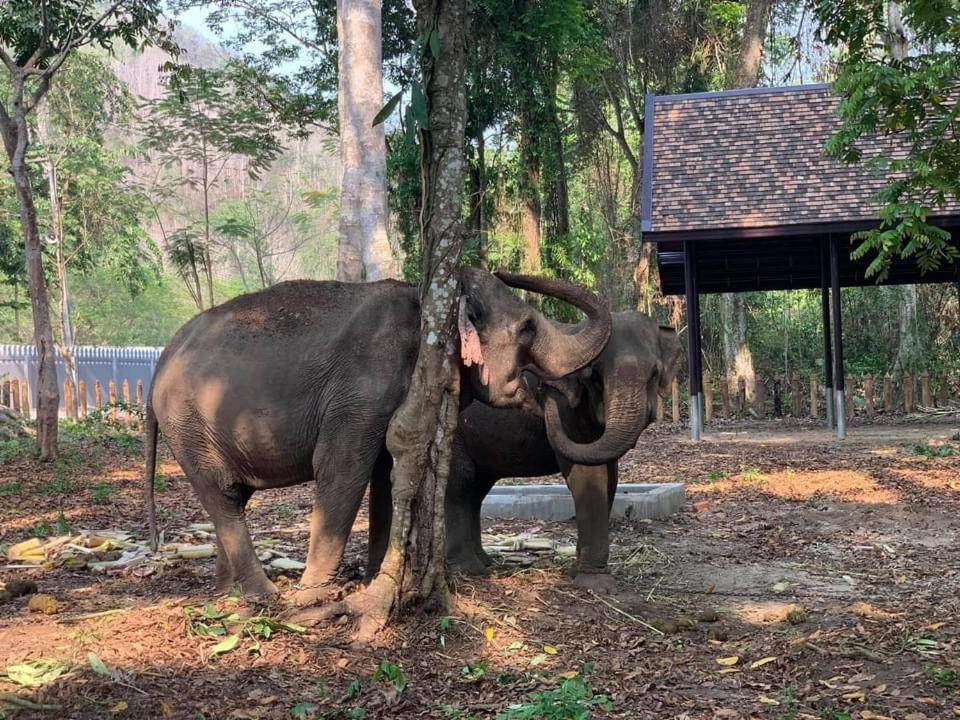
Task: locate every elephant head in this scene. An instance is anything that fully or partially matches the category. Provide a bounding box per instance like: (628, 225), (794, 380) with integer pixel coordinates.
(457, 268), (611, 408)
(541, 312), (683, 466)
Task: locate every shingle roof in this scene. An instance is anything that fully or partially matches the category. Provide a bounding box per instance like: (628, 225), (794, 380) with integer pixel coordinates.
(641, 84), (958, 236)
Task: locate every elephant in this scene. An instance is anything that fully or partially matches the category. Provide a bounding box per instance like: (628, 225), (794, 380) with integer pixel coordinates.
(143, 268), (612, 603)
(367, 311), (682, 593)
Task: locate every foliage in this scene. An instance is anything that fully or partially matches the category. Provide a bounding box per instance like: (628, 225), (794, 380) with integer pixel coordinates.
(497, 672), (613, 720)
(814, 0), (960, 279)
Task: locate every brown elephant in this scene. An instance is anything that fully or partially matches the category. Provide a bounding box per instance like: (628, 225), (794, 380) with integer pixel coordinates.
(368, 311), (682, 592)
(144, 268), (611, 603)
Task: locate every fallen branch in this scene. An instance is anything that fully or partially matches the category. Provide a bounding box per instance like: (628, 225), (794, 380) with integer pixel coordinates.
(0, 693), (62, 711)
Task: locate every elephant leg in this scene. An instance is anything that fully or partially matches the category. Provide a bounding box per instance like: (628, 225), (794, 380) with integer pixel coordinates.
(564, 462), (617, 594)
(194, 478), (276, 598)
(469, 474), (497, 568)
(293, 430), (383, 606)
(446, 453), (490, 576)
(366, 448), (393, 582)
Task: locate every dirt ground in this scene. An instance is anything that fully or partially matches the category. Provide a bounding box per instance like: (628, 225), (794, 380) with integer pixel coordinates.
(1, 417), (959, 720)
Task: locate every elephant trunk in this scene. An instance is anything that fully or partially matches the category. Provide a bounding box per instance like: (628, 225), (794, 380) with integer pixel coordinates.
(494, 271), (611, 378)
(543, 357), (648, 466)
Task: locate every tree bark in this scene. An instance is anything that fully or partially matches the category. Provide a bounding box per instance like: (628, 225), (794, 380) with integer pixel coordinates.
(336, 0), (398, 282)
(721, 292), (756, 401)
(732, 0), (775, 88)
(49, 159), (78, 418)
(894, 284), (920, 373)
(1, 97), (59, 459)
(519, 122), (542, 274)
(324, 0), (467, 641)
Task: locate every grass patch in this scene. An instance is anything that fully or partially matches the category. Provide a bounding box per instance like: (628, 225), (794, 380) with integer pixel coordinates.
(0, 436), (36, 463)
(740, 467), (765, 481)
(0, 482), (21, 496)
(925, 663), (958, 688)
(29, 511), (73, 539)
(910, 442), (956, 458)
(498, 670), (612, 720)
(91, 483), (119, 504)
(153, 474), (169, 493)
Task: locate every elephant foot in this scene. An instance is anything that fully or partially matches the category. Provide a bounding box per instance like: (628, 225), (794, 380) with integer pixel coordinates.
(572, 571), (617, 594)
(222, 575), (280, 600)
(288, 583), (337, 608)
(447, 552), (493, 577)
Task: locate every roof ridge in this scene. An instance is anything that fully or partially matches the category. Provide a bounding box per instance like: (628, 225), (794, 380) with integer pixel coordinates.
(653, 83), (830, 104)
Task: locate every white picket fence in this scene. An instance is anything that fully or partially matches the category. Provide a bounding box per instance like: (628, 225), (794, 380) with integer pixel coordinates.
(0, 345), (163, 418)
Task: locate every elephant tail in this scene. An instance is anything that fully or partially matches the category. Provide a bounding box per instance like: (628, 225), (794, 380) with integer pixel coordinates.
(144, 402), (159, 551)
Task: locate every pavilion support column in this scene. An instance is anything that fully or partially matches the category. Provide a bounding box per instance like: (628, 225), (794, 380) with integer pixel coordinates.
(820, 237), (834, 430)
(683, 240), (703, 441)
(829, 234), (846, 440)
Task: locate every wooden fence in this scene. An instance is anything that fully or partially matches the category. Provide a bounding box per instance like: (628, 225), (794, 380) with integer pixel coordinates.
(656, 370), (958, 423)
(0, 377), (145, 426)
(0, 344), (162, 420)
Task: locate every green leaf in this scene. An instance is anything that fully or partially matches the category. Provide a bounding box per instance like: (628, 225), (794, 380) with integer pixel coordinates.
(410, 82), (429, 130)
(428, 30), (440, 58)
(209, 634), (240, 659)
(87, 652), (110, 676)
(290, 702), (317, 719)
(372, 90), (403, 127)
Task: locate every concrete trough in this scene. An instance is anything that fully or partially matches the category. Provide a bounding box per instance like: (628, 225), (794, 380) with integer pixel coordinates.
(480, 482), (686, 522)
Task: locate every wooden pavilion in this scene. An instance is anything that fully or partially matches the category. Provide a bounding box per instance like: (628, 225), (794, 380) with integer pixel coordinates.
(640, 84), (960, 440)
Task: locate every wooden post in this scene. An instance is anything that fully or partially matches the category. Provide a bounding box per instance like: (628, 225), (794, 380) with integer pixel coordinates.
(790, 372), (801, 417)
(753, 378), (766, 417)
(136, 379), (144, 406)
(844, 374), (854, 420)
(937, 375), (949, 407)
(737, 376), (746, 416)
(63, 378), (76, 420)
(810, 375), (818, 418)
(108, 380), (118, 420)
(773, 376), (782, 417)
(703, 372), (713, 422)
(671, 378), (680, 423)
(19, 378), (29, 417)
(94, 380), (103, 410)
(122, 379), (131, 426)
(720, 380), (730, 420)
(1, 380), (8, 406)
(864, 373), (875, 418)
(656, 395), (664, 423)
(78, 380), (87, 419)
(920, 371), (931, 409)
(884, 374), (893, 413)
(903, 371), (913, 414)
(11, 380), (21, 412)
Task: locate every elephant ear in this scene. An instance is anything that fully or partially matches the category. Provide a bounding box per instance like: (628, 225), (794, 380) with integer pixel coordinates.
(657, 326), (682, 396)
(459, 296), (489, 385)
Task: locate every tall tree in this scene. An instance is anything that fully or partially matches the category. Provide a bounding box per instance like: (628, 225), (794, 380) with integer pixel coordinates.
(720, 0), (774, 401)
(319, 0), (467, 640)
(140, 63), (286, 310)
(0, 0), (170, 459)
(335, 0), (398, 281)
(814, 0), (960, 278)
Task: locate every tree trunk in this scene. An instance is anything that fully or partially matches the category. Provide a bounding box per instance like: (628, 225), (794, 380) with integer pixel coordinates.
(732, 0), (775, 88)
(721, 292), (756, 401)
(519, 122), (542, 274)
(325, 0), (467, 642)
(545, 70), (570, 239)
(719, 0), (772, 401)
(2, 109), (59, 458)
(336, 0), (398, 282)
(894, 284), (920, 373)
(886, 1), (908, 62)
(49, 159), (78, 417)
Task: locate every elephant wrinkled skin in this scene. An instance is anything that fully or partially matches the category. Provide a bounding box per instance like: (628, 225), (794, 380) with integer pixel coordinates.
(368, 312), (681, 592)
(144, 268), (611, 601)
